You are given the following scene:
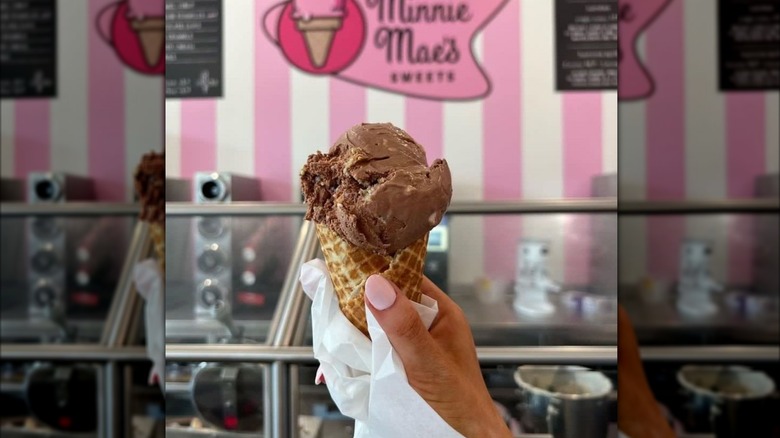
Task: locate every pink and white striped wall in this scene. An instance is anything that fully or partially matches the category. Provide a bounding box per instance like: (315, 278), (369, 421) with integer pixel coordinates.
(164, 0), (618, 285)
(618, 0), (780, 286)
(0, 0), (164, 202)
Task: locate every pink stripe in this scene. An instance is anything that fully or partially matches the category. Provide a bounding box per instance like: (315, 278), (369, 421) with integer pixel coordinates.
(726, 93), (765, 284)
(88, 0), (126, 201)
(482, 0), (521, 280)
(726, 94), (765, 198)
(255, 0), (292, 201)
(405, 98), (442, 163)
(14, 101), (51, 178)
(728, 216), (754, 286)
(645, 0), (685, 280)
(329, 79), (366, 142)
(562, 93), (602, 284)
(563, 94), (602, 198)
(180, 100), (217, 178)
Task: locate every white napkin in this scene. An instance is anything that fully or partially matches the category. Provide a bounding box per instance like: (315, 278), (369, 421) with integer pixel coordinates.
(133, 259), (164, 387)
(299, 259), (464, 438)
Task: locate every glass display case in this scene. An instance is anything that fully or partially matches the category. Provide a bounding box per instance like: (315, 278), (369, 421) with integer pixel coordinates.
(164, 203), (309, 437)
(164, 208), (303, 344)
(618, 194), (780, 437)
(1, 204), (139, 344)
(0, 202), (160, 438)
(283, 201), (619, 437)
(619, 200), (780, 352)
(165, 200), (621, 438)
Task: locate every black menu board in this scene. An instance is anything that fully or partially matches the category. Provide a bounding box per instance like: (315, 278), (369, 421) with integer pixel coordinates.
(165, 0), (222, 98)
(0, 0), (56, 99)
(555, 0), (618, 91)
(719, 0), (780, 90)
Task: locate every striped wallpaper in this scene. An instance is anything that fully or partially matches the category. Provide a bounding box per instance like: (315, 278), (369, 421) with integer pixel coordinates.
(0, 0), (164, 202)
(164, 0), (618, 285)
(618, 0), (780, 287)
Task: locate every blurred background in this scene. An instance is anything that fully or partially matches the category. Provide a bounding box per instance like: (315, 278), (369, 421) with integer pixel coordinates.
(618, 0), (779, 436)
(1, 0), (777, 437)
(163, 0), (620, 437)
(1, 0), (164, 436)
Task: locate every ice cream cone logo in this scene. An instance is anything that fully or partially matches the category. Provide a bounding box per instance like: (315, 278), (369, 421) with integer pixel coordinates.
(264, 0), (365, 74)
(96, 0), (165, 75)
(297, 17), (342, 68)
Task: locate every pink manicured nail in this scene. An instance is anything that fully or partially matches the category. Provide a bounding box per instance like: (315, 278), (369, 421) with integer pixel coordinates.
(365, 275), (397, 310)
(315, 367), (325, 385)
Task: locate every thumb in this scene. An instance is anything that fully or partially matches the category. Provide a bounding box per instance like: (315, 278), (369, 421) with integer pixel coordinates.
(365, 274), (438, 371)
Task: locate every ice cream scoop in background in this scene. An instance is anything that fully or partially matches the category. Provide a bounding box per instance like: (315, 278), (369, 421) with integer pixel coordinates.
(301, 123), (452, 336)
(293, 0), (347, 67)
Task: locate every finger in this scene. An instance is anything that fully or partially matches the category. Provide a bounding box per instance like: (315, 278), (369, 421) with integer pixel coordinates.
(365, 274), (440, 371)
(419, 276), (449, 301)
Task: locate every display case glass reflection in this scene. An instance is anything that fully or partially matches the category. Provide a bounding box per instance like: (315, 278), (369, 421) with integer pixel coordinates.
(298, 213), (617, 347)
(0, 214), (135, 344)
(619, 213), (779, 345)
(165, 214), (302, 344)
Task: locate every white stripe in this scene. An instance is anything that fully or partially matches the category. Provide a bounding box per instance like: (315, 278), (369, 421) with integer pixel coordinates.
(520, 0), (562, 199)
(0, 102), (14, 177)
(444, 34), (484, 285)
(520, 0), (564, 278)
(165, 100), (182, 178)
(216, 0), (255, 176)
(767, 92), (779, 174)
(125, 71), (163, 201)
(49, 0), (88, 177)
(684, 0), (726, 199)
(619, 217), (647, 285)
(290, 70), (329, 202)
(602, 91), (618, 174)
(366, 89), (405, 128)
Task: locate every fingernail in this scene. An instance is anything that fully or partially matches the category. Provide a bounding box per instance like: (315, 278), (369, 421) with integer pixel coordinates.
(365, 275), (397, 310)
(315, 367), (325, 385)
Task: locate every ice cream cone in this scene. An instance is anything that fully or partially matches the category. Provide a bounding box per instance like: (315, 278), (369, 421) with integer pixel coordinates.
(149, 222), (165, 275)
(315, 223), (428, 337)
(131, 17), (164, 66)
(296, 18), (342, 68)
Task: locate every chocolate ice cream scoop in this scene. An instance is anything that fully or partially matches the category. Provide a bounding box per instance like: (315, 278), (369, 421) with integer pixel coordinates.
(301, 123), (452, 256)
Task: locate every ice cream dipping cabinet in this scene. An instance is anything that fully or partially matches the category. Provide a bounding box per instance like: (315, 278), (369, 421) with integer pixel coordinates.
(618, 178), (780, 437)
(165, 199), (621, 437)
(0, 201), (165, 437)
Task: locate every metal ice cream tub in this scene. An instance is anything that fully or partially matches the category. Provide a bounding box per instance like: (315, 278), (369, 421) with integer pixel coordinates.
(514, 365), (613, 438)
(677, 365), (775, 438)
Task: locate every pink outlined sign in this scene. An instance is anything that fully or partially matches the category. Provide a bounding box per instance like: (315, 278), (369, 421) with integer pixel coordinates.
(618, 0), (672, 101)
(263, 0), (509, 101)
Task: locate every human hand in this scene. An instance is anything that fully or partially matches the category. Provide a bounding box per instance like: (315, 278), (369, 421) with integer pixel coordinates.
(617, 305), (675, 438)
(364, 274), (512, 438)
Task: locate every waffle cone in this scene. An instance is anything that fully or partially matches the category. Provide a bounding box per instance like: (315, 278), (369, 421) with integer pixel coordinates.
(315, 223), (428, 337)
(149, 222), (165, 275)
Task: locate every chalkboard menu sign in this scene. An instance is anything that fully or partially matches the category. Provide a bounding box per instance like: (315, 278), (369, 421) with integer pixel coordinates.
(165, 0), (222, 98)
(555, 0), (618, 91)
(0, 0), (56, 99)
(719, 0), (780, 90)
